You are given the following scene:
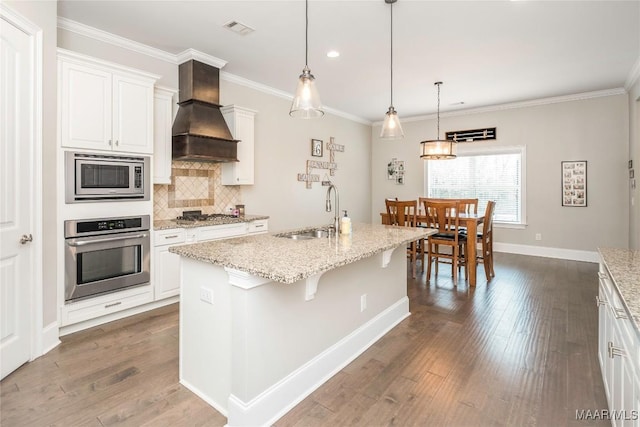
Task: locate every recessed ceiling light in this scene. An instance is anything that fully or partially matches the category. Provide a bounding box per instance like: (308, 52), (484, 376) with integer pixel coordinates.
(326, 50), (340, 58)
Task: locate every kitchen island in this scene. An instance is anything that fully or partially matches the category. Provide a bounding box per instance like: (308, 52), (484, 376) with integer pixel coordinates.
(170, 222), (434, 426)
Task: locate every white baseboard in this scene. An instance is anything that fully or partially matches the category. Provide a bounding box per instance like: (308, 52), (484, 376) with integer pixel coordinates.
(494, 242), (599, 263)
(40, 321), (61, 356)
(226, 297), (410, 427)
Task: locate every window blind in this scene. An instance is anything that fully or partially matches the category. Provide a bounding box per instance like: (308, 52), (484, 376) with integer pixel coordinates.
(427, 150), (523, 224)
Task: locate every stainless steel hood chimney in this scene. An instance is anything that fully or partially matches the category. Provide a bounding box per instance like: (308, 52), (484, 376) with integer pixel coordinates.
(172, 60), (239, 162)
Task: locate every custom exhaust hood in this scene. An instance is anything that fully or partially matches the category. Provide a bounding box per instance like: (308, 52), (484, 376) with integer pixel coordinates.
(172, 60), (239, 162)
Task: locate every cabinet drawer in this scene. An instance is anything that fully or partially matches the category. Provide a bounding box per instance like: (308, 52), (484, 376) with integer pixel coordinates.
(155, 228), (186, 246)
(60, 285), (153, 326)
(248, 220), (268, 234)
(197, 223), (247, 241)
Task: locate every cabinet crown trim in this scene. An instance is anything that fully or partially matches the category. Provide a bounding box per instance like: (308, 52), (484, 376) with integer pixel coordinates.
(58, 48), (161, 82)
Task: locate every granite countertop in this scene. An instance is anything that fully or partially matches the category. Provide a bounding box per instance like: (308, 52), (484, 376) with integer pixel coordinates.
(154, 214), (269, 231)
(169, 222), (435, 284)
(598, 247), (640, 332)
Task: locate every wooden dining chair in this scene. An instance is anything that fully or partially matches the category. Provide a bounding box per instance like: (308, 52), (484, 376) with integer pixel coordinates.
(384, 197), (399, 225)
(422, 199), (466, 283)
(464, 200), (496, 281)
(385, 199), (423, 279)
(457, 198), (478, 214)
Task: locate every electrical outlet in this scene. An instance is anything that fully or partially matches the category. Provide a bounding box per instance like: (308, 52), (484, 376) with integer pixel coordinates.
(200, 287), (214, 304)
(535, 233), (542, 241)
(360, 294), (367, 312)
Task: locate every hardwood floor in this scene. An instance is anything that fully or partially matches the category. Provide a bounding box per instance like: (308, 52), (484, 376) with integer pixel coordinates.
(1, 253), (608, 426)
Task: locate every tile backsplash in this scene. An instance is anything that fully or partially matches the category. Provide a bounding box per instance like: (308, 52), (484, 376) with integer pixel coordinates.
(154, 161), (241, 220)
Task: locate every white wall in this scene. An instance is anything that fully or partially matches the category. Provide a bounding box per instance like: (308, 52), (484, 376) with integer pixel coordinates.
(5, 1), (58, 327)
(372, 94), (630, 253)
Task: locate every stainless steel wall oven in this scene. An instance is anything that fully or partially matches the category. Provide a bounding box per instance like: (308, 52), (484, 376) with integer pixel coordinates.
(64, 215), (150, 302)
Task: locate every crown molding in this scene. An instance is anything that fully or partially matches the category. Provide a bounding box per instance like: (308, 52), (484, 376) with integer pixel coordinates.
(175, 49), (227, 69)
(220, 71), (371, 125)
(386, 88), (628, 125)
(625, 56), (640, 91)
(57, 17), (177, 63)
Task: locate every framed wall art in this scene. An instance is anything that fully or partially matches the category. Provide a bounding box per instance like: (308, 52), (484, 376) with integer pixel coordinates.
(311, 139), (323, 157)
(561, 161), (587, 207)
(387, 158), (405, 185)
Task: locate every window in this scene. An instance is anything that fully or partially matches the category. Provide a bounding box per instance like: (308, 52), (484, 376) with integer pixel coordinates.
(426, 146), (525, 225)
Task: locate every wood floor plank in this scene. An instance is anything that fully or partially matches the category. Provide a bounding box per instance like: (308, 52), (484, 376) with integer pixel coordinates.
(1, 253), (610, 426)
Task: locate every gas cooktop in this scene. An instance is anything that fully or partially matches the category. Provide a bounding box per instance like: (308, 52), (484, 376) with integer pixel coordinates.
(176, 210), (238, 222)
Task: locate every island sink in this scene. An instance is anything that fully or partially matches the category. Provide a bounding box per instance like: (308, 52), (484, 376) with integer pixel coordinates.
(276, 227), (331, 240)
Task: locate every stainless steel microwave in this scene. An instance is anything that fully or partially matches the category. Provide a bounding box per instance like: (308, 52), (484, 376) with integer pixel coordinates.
(65, 151), (150, 203)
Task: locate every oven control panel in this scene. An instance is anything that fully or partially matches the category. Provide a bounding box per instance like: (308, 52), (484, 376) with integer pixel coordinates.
(65, 215), (150, 238)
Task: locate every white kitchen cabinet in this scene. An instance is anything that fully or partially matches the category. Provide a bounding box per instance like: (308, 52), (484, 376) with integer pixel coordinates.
(598, 260), (640, 425)
(153, 228), (186, 300)
(58, 49), (157, 154)
(221, 105), (257, 185)
(153, 87), (177, 184)
(60, 284), (154, 327)
(248, 219), (268, 234)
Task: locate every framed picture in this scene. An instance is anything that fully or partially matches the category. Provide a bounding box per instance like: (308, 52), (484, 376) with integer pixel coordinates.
(386, 158), (405, 185)
(561, 161), (587, 207)
(311, 139), (323, 157)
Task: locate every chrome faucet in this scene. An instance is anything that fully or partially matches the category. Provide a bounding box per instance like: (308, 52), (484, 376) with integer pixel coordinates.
(325, 184), (340, 234)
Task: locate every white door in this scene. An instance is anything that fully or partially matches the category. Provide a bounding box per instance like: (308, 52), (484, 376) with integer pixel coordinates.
(0, 11), (35, 379)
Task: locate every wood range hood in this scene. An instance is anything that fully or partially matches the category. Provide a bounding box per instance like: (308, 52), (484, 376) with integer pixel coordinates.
(172, 60), (239, 163)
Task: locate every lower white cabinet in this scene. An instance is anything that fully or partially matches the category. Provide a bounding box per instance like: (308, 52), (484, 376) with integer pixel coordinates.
(153, 220), (268, 300)
(153, 228), (186, 300)
(60, 284), (154, 327)
(598, 260), (640, 426)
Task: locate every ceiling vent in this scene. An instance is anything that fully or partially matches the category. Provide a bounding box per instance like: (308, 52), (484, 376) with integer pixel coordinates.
(446, 127), (497, 143)
(223, 20), (255, 35)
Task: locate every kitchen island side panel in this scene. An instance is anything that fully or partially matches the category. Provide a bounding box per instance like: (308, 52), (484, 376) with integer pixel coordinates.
(179, 257), (233, 415)
(229, 246), (407, 404)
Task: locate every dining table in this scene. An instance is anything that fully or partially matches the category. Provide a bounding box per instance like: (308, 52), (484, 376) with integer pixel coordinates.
(380, 211), (486, 286)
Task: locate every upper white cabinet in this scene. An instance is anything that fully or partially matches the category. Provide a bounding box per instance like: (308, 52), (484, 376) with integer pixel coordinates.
(221, 105), (257, 185)
(153, 87), (177, 184)
(58, 49), (158, 154)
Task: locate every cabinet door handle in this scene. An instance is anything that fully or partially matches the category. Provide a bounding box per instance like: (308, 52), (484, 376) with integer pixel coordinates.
(611, 307), (628, 320)
(108, 139), (113, 146)
(115, 140), (119, 146)
(595, 296), (607, 307)
(105, 301), (122, 309)
(254, 224), (264, 228)
(164, 235), (179, 239)
(608, 341), (625, 359)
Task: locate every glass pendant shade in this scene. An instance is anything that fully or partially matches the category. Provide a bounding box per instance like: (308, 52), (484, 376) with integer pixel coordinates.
(380, 106), (404, 139)
(420, 139), (457, 159)
(290, 66), (324, 118)
(380, 0), (403, 140)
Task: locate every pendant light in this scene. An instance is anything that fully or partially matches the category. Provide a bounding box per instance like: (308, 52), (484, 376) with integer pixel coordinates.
(420, 82), (456, 159)
(380, 0), (404, 139)
(289, 0), (324, 118)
